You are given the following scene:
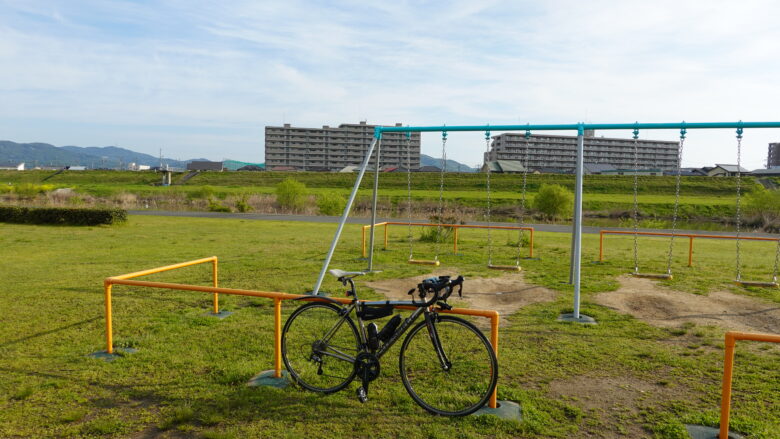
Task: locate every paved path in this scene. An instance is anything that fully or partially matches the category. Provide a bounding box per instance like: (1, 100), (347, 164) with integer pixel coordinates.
(128, 210), (779, 238)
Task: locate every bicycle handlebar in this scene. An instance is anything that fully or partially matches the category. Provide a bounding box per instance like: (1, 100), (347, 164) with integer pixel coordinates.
(409, 275), (464, 307)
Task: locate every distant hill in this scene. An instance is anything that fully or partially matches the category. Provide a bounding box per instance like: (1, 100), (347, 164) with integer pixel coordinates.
(0, 141), (194, 169)
(420, 154), (478, 172)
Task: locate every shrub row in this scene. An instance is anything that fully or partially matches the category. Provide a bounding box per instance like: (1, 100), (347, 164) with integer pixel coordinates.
(0, 206), (127, 226)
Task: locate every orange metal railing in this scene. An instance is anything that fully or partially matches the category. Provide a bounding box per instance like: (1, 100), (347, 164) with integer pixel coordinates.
(362, 221), (534, 259)
(103, 257), (501, 408)
(718, 331), (780, 439)
(598, 230), (780, 267)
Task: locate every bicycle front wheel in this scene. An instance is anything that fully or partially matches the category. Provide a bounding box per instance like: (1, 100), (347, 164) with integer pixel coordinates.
(282, 302), (360, 393)
(399, 315), (498, 416)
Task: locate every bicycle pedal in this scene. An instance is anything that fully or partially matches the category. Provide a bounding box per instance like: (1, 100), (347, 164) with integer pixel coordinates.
(356, 387), (368, 403)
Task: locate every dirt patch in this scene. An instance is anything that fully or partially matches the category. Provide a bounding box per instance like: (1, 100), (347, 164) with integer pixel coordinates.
(595, 276), (780, 333)
(548, 375), (680, 438)
(365, 270), (557, 326)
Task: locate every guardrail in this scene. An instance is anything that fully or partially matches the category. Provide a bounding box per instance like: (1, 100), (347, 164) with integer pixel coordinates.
(598, 230), (779, 267)
(362, 221), (534, 259)
(718, 331), (780, 439)
(102, 257), (501, 408)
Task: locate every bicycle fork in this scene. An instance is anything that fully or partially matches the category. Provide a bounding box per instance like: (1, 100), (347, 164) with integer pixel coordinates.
(425, 313), (452, 371)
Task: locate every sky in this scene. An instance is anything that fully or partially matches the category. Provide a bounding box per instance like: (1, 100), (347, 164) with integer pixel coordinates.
(1, 0), (779, 169)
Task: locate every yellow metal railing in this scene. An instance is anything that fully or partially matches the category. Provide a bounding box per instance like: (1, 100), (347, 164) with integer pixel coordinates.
(717, 331), (780, 439)
(103, 257), (501, 408)
(362, 221), (535, 259)
(599, 230), (780, 268)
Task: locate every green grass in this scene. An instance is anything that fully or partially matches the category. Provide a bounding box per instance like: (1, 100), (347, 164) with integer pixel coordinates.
(0, 216), (779, 437)
(1, 170), (758, 222)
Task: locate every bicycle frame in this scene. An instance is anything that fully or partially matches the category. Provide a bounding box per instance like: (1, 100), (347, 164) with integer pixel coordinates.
(317, 299), (433, 362)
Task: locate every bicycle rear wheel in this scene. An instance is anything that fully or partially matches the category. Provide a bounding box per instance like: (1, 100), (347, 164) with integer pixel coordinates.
(282, 302), (360, 393)
(399, 315), (498, 416)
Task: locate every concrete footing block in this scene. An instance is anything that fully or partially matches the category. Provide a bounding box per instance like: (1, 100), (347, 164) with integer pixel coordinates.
(205, 310), (233, 319)
(557, 313), (597, 324)
(473, 400), (522, 421)
(247, 370), (289, 389)
(685, 424), (743, 439)
(88, 347), (138, 361)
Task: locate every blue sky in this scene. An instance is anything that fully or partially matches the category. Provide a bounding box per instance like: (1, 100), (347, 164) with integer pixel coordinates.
(1, 0), (779, 169)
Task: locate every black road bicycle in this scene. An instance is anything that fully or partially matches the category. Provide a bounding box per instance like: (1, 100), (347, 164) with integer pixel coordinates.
(281, 270), (498, 416)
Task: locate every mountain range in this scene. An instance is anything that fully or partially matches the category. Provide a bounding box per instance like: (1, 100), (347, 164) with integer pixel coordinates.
(0, 140), (477, 172)
(420, 154), (478, 172)
(0, 141), (195, 169)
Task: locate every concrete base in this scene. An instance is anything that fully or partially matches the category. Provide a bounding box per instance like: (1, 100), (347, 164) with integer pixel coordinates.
(557, 313), (597, 324)
(473, 400), (522, 421)
(685, 424), (743, 439)
(247, 370), (289, 389)
(205, 310), (233, 319)
(88, 347), (138, 361)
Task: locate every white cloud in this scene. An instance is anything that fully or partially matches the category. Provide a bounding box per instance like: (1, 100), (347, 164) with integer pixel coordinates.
(0, 0), (778, 167)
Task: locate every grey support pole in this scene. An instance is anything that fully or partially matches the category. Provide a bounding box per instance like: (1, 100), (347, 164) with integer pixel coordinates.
(559, 125), (596, 324)
(367, 139), (381, 271)
(313, 137), (379, 295)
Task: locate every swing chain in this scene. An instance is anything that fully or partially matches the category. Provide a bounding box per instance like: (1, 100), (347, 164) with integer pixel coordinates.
(632, 127), (640, 273)
(406, 132), (413, 260)
(665, 129), (686, 274)
(485, 130), (493, 265)
(435, 131), (447, 261)
(773, 239), (780, 284)
(735, 130), (743, 281)
(516, 131), (531, 265)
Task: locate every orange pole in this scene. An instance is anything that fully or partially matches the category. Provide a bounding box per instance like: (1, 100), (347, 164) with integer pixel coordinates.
(112, 256), (217, 280)
(454, 227), (459, 254)
(104, 282), (113, 354)
(719, 332), (737, 439)
(362, 226), (367, 258)
(384, 223), (388, 250)
(688, 236), (694, 267)
(274, 298), (282, 378)
(717, 331), (780, 438)
(529, 228), (534, 259)
(602, 231), (607, 261)
(489, 313), (499, 409)
(212, 258), (219, 314)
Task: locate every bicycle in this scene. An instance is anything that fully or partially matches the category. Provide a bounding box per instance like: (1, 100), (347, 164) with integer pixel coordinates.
(281, 269), (498, 416)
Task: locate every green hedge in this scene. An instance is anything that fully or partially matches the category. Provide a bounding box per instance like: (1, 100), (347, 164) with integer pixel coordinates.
(0, 206), (127, 226)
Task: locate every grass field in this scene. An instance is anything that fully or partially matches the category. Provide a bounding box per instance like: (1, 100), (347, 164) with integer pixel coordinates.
(1, 216), (779, 438)
(1, 170), (754, 222)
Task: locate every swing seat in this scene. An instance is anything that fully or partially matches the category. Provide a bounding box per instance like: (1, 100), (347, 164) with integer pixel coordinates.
(632, 272), (673, 280)
(488, 264), (522, 272)
(408, 259), (440, 266)
(734, 280), (779, 288)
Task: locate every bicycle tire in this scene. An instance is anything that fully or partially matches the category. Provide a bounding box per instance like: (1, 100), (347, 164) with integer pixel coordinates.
(282, 302), (360, 394)
(399, 315), (498, 416)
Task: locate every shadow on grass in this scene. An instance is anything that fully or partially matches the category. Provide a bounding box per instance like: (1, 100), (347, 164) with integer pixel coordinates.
(0, 316), (101, 348)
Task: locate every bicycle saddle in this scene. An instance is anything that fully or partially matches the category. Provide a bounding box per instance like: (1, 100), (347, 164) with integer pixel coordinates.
(329, 269), (365, 279)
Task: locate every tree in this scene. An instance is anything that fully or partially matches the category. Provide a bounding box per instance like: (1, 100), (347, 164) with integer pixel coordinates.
(276, 178), (307, 211)
(532, 184), (573, 220)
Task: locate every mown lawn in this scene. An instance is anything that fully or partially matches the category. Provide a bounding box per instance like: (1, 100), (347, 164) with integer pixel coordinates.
(1, 216), (778, 438)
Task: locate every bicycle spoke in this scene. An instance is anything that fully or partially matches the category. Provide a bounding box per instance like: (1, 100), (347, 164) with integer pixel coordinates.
(400, 316), (497, 416)
(282, 303), (359, 393)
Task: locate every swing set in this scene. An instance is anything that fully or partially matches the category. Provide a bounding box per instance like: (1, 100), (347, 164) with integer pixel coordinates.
(399, 129), (532, 270)
(625, 125), (780, 287)
(313, 121), (780, 323)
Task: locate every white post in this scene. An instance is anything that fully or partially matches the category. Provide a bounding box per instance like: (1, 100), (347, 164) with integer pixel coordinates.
(313, 137), (379, 294)
(368, 139), (381, 271)
(572, 129), (584, 318)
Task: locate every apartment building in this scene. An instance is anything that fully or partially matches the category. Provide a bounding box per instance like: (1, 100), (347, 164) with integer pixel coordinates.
(485, 130), (680, 173)
(768, 143), (780, 168)
(264, 122), (421, 171)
